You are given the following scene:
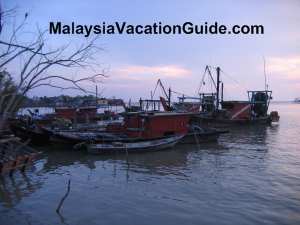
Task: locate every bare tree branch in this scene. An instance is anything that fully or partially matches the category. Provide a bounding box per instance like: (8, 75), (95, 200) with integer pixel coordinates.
(0, 7), (107, 131)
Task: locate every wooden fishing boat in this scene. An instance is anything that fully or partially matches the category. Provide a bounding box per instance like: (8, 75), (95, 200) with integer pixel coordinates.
(86, 135), (184, 154)
(54, 111), (191, 144)
(48, 124), (227, 146)
(48, 130), (128, 145)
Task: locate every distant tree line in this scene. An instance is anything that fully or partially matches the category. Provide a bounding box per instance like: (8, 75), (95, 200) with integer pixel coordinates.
(22, 95), (98, 107)
(21, 95), (125, 108)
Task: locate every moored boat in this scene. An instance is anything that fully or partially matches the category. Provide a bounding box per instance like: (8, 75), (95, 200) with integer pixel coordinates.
(48, 130), (127, 145)
(86, 135), (184, 154)
(166, 66), (280, 126)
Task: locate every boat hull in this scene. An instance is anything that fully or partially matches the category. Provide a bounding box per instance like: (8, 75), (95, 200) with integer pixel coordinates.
(87, 135), (184, 154)
(10, 123), (50, 145)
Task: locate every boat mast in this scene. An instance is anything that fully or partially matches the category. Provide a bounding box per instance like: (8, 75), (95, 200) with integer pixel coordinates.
(168, 87), (171, 107)
(216, 67), (221, 111)
(221, 82), (224, 103)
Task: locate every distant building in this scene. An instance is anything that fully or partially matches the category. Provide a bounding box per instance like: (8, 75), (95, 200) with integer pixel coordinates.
(97, 98), (124, 106)
(97, 98), (109, 105)
(107, 98), (124, 106)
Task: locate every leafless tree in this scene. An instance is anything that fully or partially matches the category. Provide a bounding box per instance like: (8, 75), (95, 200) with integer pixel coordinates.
(0, 6), (107, 131)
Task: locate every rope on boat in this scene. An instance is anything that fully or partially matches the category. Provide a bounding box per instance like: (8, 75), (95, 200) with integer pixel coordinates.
(220, 68), (248, 94)
(197, 65), (217, 95)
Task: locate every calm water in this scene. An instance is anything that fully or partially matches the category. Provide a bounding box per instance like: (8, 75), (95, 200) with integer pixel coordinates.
(1, 103), (300, 225)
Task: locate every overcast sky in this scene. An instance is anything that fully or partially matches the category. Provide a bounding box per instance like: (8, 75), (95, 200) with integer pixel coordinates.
(3, 0), (300, 101)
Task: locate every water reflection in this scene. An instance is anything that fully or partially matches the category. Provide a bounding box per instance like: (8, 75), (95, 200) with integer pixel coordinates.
(0, 168), (44, 208)
(0, 123), (278, 210)
(39, 141), (229, 177)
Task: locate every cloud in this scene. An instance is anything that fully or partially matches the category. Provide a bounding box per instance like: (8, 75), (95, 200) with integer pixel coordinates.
(112, 64), (191, 79)
(268, 56), (300, 80)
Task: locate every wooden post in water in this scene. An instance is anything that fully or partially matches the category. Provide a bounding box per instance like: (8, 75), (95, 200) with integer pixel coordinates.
(56, 179), (71, 214)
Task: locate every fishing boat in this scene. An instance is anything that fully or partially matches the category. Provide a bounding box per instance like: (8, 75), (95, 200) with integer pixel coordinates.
(86, 135), (184, 154)
(41, 110), (191, 146)
(136, 86), (228, 143)
(294, 98), (300, 103)
(49, 124), (227, 146)
(48, 130), (127, 145)
(162, 66), (280, 126)
(115, 96), (227, 145)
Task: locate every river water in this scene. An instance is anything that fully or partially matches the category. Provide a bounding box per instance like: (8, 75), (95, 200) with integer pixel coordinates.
(1, 103), (300, 225)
